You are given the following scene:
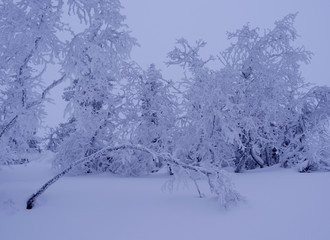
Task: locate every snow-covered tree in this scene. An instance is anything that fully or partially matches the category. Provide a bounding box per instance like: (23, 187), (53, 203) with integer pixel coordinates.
(167, 39), (236, 170)
(0, 0), (64, 164)
(288, 86), (330, 171)
(126, 64), (177, 174)
(135, 65), (175, 151)
(36, 16), (242, 207)
(53, 0), (137, 174)
(218, 14), (312, 172)
(167, 14), (315, 173)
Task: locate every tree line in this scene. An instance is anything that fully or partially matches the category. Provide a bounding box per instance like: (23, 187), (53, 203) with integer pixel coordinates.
(1, 0), (330, 208)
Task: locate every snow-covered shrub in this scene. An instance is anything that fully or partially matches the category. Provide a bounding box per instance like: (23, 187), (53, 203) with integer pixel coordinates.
(293, 86), (330, 171)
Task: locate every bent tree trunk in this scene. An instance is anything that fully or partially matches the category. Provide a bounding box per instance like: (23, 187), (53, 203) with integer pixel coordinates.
(26, 145), (158, 209)
(235, 146), (264, 173)
(250, 147), (264, 168)
(26, 145), (242, 210)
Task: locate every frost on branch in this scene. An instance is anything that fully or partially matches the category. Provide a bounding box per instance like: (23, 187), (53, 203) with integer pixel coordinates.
(162, 153), (242, 208)
(52, 0), (138, 174)
(27, 145), (242, 209)
(294, 86), (330, 171)
(0, 0), (65, 165)
(167, 38), (214, 70)
(217, 13), (313, 171)
(165, 14), (329, 173)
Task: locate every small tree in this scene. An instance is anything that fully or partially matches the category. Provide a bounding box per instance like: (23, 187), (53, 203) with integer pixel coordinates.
(218, 14), (312, 171)
(167, 14), (314, 173)
(127, 64), (177, 174)
(167, 39), (235, 169)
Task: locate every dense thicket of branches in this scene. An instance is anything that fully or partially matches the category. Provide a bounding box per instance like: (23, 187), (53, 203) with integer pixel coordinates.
(0, 0), (65, 164)
(1, 0), (330, 209)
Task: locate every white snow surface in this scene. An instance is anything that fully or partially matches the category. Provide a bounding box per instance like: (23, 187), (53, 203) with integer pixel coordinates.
(1, 152), (330, 240)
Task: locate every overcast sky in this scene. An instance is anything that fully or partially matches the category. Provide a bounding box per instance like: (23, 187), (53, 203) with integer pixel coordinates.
(121, 0), (330, 87)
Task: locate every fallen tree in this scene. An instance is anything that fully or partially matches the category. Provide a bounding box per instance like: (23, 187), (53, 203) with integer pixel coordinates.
(26, 145), (242, 209)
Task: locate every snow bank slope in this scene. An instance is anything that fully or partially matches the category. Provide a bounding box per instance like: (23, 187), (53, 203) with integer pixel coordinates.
(1, 157), (329, 240)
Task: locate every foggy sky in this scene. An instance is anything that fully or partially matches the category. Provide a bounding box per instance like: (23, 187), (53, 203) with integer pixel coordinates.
(43, 0), (330, 130)
(121, 0), (330, 87)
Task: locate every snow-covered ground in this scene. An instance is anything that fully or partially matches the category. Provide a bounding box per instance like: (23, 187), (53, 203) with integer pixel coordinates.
(1, 153), (330, 240)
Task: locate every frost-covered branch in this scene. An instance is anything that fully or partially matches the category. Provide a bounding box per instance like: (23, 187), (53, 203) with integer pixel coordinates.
(0, 74), (66, 139)
(161, 153), (242, 207)
(26, 144), (241, 209)
(27, 74), (67, 108)
(0, 115), (18, 139)
(0, 0), (66, 163)
(26, 145), (158, 209)
(167, 38), (214, 70)
(41, 74), (67, 101)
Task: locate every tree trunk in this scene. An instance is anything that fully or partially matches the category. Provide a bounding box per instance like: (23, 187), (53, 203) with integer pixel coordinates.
(26, 145), (158, 209)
